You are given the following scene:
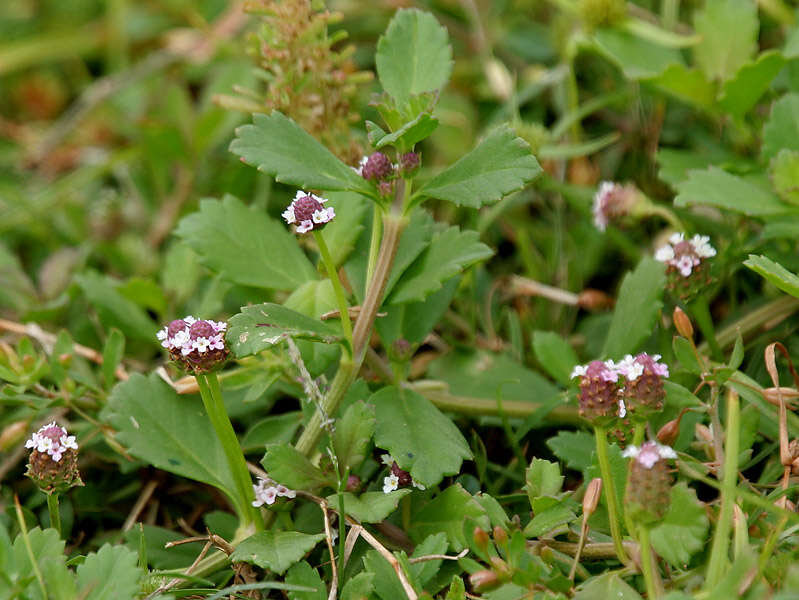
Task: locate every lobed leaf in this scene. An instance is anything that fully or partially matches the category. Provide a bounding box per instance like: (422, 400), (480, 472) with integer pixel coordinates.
(325, 490), (411, 523)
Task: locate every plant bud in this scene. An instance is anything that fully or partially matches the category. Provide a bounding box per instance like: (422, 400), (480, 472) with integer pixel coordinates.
(576, 289), (615, 311)
(488, 557), (512, 580)
(583, 478), (602, 517)
(492, 526), (508, 547)
(346, 474), (361, 492)
(25, 422), (83, 494)
(469, 570), (499, 592)
(0, 420), (29, 452)
(473, 527), (490, 553)
(623, 441), (676, 525)
(361, 152), (394, 181)
(657, 408), (690, 446)
(399, 152), (420, 175)
(673, 307), (694, 339)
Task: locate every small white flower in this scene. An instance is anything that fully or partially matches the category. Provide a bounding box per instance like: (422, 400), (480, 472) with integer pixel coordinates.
(622, 441), (677, 469)
(156, 328), (168, 341)
(381, 454), (394, 466)
(353, 155), (368, 176)
(690, 234), (717, 258)
(276, 484), (296, 499)
(654, 244), (674, 262)
(383, 474), (400, 494)
(616, 355), (644, 381)
(570, 364), (588, 379)
(655, 233), (715, 279)
(193, 337), (210, 353)
(618, 398), (627, 418)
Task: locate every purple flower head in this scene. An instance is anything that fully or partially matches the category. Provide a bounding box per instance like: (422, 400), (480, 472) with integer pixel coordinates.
(618, 353), (669, 419)
(655, 233), (716, 277)
(399, 152), (420, 174)
(157, 316), (228, 373)
(571, 360), (623, 424)
(623, 441), (676, 524)
(25, 422), (82, 493)
(282, 191), (335, 234)
(252, 476), (296, 507)
(359, 152), (394, 181)
(25, 422), (78, 463)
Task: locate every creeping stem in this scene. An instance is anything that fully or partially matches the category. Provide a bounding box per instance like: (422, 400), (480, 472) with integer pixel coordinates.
(593, 425), (629, 564)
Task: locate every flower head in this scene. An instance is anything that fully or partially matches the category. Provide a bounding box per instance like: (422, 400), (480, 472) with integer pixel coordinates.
(252, 476), (296, 507)
(282, 191), (335, 234)
(157, 317), (229, 373)
(622, 441), (677, 468)
(359, 152), (394, 181)
(380, 453), (425, 493)
(617, 353), (669, 419)
(25, 422), (82, 494)
(623, 441), (676, 524)
(571, 360), (623, 424)
(592, 182), (641, 231)
(655, 233), (716, 300)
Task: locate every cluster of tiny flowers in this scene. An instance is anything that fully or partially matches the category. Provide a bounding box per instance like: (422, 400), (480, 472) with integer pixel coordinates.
(25, 422), (78, 462)
(654, 233), (716, 277)
(157, 316), (226, 356)
(381, 454), (425, 494)
(592, 182), (639, 231)
(252, 476), (296, 507)
(622, 441), (677, 468)
(282, 191), (335, 234)
(615, 353), (669, 381)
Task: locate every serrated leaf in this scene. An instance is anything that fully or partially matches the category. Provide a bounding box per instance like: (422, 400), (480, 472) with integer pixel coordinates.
(410, 533), (448, 586)
(388, 226), (492, 304)
(602, 257), (665, 358)
(341, 572), (375, 600)
(769, 149), (799, 205)
(593, 28), (683, 79)
(650, 482), (709, 567)
(227, 302), (341, 358)
(574, 571), (643, 600)
(408, 484), (489, 550)
(326, 490), (411, 523)
(333, 401), (375, 473)
(673, 336), (704, 375)
(650, 64), (716, 109)
(532, 331), (578, 385)
(445, 575), (466, 600)
(525, 458), (564, 502)
(374, 112), (439, 151)
(174, 196), (317, 290)
(286, 561), (326, 600)
(363, 549), (409, 600)
(232, 532), (325, 575)
(376, 9), (452, 106)
(693, 0), (758, 82)
(377, 277), (459, 345)
(261, 445), (334, 490)
(523, 502), (576, 537)
(284, 279), (341, 374)
(762, 93), (799, 161)
(675, 167), (789, 215)
(76, 544), (142, 600)
(242, 412), (303, 453)
(102, 373), (237, 497)
(230, 112), (370, 194)
(744, 254), (799, 298)
(11, 527), (70, 600)
(419, 125), (542, 207)
(372, 386), (472, 487)
(366, 120), (388, 146)
(719, 51), (784, 117)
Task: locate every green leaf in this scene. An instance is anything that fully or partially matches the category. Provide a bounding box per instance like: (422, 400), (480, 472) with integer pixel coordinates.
(769, 149), (799, 205)
(242, 412), (304, 453)
(0, 242), (37, 312)
(230, 112), (370, 194)
(719, 51), (785, 117)
(523, 502), (577, 537)
(232, 533), (325, 575)
(376, 9), (452, 106)
(650, 64), (716, 109)
(262, 445), (334, 490)
(372, 386), (472, 487)
(11, 527), (71, 600)
(675, 167), (789, 215)
(377, 277), (460, 345)
(762, 93), (799, 162)
(326, 490), (411, 523)
(76, 544), (142, 600)
(673, 336), (704, 375)
(532, 331), (578, 385)
(410, 533), (449, 586)
(123, 525), (198, 569)
(622, 18), (701, 48)
(174, 196), (317, 291)
(101, 329), (125, 390)
(374, 112), (439, 151)
(283, 279), (341, 374)
(593, 28), (683, 79)
(285, 561), (326, 600)
(525, 458), (564, 502)
(387, 227), (493, 304)
(744, 254), (799, 298)
(102, 373), (236, 494)
(333, 401), (375, 473)
(419, 125), (542, 208)
(573, 571), (643, 600)
(408, 484), (489, 550)
(445, 576), (466, 600)
(363, 549), (409, 600)
(75, 271), (157, 343)
(341, 572), (375, 600)
(650, 482), (710, 567)
(602, 257), (665, 358)
(318, 192), (369, 267)
(227, 302), (341, 358)
(693, 0), (758, 82)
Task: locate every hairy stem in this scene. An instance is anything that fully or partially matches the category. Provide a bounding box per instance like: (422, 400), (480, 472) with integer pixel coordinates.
(594, 425), (629, 564)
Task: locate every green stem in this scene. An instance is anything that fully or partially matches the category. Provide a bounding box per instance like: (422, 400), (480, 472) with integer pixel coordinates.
(365, 205), (383, 289)
(642, 203), (684, 231)
(661, 0), (679, 30)
(758, 512), (788, 574)
(705, 389), (740, 590)
(196, 372), (262, 533)
(637, 525), (660, 599)
(594, 425), (629, 564)
(47, 493), (62, 538)
(632, 421), (646, 446)
(314, 230), (353, 353)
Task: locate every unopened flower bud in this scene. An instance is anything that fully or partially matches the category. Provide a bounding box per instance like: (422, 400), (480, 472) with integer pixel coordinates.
(469, 570), (499, 592)
(346, 474), (361, 492)
(25, 422), (83, 494)
(673, 307), (694, 339)
(399, 152), (420, 174)
(157, 316), (229, 373)
(623, 441), (676, 525)
(492, 526), (508, 547)
(488, 557), (512, 580)
(657, 408), (690, 446)
(0, 420), (29, 452)
(378, 180), (394, 197)
(592, 182), (643, 231)
(360, 152), (394, 181)
(571, 360), (622, 425)
(617, 353), (669, 419)
(583, 478), (602, 517)
(473, 527), (490, 553)
(576, 289), (615, 312)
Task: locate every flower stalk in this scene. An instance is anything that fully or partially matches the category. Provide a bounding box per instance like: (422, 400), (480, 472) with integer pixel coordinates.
(47, 492), (61, 537)
(637, 525), (660, 599)
(313, 229), (353, 353)
(594, 425), (629, 564)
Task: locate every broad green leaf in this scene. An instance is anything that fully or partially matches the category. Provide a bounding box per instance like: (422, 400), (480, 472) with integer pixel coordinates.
(762, 93), (799, 161)
(573, 571), (643, 600)
(76, 544), (142, 600)
(75, 271), (157, 343)
(769, 149), (799, 205)
(593, 28), (683, 79)
(174, 196), (316, 291)
(0, 242), (37, 312)
(525, 458), (564, 502)
(408, 484), (489, 549)
(374, 112), (439, 151)
(656, 146), (739, 188)
(419, 125), (542, 208)
(326, 490), (411, 523)
(719, 51), (785, 117)
(227, 302), (341, 358)
(284, 279), (341, 374)
(650, 64), (716, 109)
(242, 412), (303, 453)
(411, 533), (449, 586)
(230, 112), (370, 194)
(341, 572), (375, 600)
(376, 9), (452, 106)
(602, 257), (665, 358)
(693, 0), (758, 82)
(523, 502), (577, 537)
(102, 373), (236, 494)
(744, 255), (799, 298)
(11, 527), (70, 600)
(650, 482), (710, 567)
(261, 445), (334, 490)
(377, 277), (459, 345)
(318, 192), (369, 267)
(673, 336), (704, 375)
(372, 386), (472, 487)
(101, 329), (125, 390)
(333, 401), (375, 473)
(232, 532), (325, 575)
(387, 226), (493, 304)
(532, 331), (578, 385)
(286, 561), (326, 600)
(445, 576), (466, 600)
(363, 549), (409, 600)
(675, 167), (789, 216)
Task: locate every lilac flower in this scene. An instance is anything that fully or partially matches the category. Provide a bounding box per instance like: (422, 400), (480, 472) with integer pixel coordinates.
(592, 181), (640, 231)
(618, 353), (669, 418)
(380, 453), (426, 493)
(282, 191), (335, 234)
(25, 422), (83, 493)
(571, 360), (624, 423)
(616, 353), (669, 381)
(25, 422), (78, 463)
(157, 317), (229, 373)
(358, 152), (394, 181)
(654, 233), (716, 277)
(623, 441), (677, 469)
(252, 476), (296, 507)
